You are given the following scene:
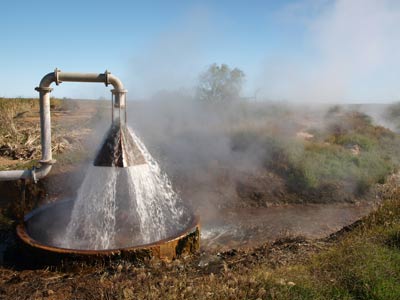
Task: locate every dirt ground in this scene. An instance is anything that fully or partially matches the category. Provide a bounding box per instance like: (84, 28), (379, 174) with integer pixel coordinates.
(0, 238), (329, 300)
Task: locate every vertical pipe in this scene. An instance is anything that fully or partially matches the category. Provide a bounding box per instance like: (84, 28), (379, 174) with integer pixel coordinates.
(120, 92), (127, 124)
(125, 101), (127, 124)
(111, 89), (127, 125)
(111, 93), (114, 123)
(38, 88), (52, 162)
(119, 102), (121, 125)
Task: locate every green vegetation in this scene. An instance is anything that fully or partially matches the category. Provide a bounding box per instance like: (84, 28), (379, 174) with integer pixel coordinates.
(293, 111), (399, 195)
(231, 107), (400, 198)
(285, 141), (392, 195)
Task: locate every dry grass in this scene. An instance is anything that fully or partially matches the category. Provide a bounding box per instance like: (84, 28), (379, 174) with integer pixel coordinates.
(0, 98), (91, 170)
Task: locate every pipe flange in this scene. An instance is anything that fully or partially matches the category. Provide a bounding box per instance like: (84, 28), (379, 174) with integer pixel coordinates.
(54, 68), (61, 85)
(35, 86), (53, 93)
(111, 88), (128, 94)
(39, 159), (56, 165)
(104, 70), (111, 87)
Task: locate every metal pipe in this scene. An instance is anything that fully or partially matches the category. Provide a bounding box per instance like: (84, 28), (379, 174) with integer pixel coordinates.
(0, 69), (127, 182)
(37, 87), (52, 163)
(57, 72), (123, 89)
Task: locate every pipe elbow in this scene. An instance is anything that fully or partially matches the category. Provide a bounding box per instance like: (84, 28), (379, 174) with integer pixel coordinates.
(39, 72), (56, 88)
(108, 74), (124, 90)
(33, 164), (53, 181)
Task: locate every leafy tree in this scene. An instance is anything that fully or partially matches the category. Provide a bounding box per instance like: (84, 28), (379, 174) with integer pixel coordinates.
(196, 63), (245, 103)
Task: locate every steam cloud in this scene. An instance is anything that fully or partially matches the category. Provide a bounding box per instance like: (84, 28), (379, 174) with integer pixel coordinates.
(125, 0), (400, 103)
(121, 0), (400, 217)
(258, 0), (400, 102)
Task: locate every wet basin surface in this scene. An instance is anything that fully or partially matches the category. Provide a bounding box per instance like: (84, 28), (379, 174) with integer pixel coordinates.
(17, 198), (200, 262)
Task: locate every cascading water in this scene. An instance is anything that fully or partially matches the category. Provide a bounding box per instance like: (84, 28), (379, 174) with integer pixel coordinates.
(62, 166), (118, 249)
(126, 128), (185, 244)
(56, 125), (189, 250)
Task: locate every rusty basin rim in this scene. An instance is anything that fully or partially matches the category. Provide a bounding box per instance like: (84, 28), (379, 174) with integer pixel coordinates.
(16, 198), (200, 256)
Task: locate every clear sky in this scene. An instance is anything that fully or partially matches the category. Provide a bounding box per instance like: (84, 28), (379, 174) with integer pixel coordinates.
(1, 0), (399, 102)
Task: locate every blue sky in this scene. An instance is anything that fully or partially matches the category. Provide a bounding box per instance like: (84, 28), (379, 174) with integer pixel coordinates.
(1, 0), (399, 102)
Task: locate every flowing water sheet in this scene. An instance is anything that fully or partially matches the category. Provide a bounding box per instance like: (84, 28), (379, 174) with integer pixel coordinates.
(57, 126), (188, 250)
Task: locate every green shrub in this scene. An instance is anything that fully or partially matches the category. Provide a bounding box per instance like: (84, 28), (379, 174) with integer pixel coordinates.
(385, 227), (400, 249)
(284, 143), (356, 190)
(334, 133), (377, 150)
(312, 240), (400, 300)
(229, 109), (400, 197)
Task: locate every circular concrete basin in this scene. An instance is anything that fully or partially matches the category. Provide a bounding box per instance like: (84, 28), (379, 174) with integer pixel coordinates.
(16, 199), (200, 265)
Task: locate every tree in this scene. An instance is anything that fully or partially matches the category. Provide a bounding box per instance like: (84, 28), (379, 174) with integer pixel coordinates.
(196, 63), (245, 103)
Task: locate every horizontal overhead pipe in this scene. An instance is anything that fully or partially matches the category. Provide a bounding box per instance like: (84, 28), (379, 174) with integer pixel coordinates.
(0, 69), (127, 182)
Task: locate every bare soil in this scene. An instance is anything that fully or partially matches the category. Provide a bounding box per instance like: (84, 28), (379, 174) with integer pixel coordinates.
(0, 235), (330, 300)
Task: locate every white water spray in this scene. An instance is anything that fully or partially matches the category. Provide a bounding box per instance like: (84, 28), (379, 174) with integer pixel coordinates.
(127, 128), (185, 243)
(58, 127), (188, 250)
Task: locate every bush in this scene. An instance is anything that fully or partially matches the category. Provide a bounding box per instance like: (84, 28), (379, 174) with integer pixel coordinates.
(334, 133), (377, 150)
(285, 143), (356, 190)
(229, 108), (400, 198)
